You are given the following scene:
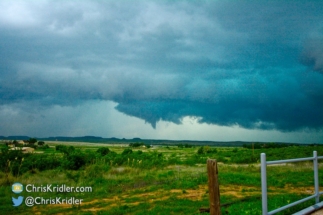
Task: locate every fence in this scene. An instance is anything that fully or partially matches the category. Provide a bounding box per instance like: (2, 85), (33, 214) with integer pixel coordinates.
(261, 151), (323, 215)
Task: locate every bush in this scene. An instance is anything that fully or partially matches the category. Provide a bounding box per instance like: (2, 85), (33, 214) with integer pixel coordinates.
(129, 142), (144, 147)
(0, 148), (30, 177)
(38, 141), (45, 146)
(122, 148), (133, 155)
(42, 144), (49, 149)
(21, 154), (61, 172)
(197, 146), (205, 154)
(56, 145), (75, 155)
(97, 147), (110, 156)
(137, 150), (143, 155)
(63, 151), (86, 170)
(29, 138), (37, 144)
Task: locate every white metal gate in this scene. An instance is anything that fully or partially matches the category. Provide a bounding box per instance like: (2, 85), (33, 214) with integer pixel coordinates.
(261, 151), (323, 215)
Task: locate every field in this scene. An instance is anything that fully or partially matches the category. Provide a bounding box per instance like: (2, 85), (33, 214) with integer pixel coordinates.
(1, 141), (323, 215)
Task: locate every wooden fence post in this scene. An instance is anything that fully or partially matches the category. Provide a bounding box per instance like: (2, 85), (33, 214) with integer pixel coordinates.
(207, 159), (221, 215)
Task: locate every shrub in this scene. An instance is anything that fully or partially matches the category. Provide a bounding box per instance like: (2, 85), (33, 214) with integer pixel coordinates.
(137, 150), (143, 155)
(62, 151), (86, 170)
(42, 144), (49, 149)
(197, 146), (205, 154)
(129, 142), (144, 147)
(22, 154), (61, 172)
(97, 147), (110, 156)
(122, 148), (133, 155)
(56, 145), (75, 155)
(29, 138), (38, 144)
(38, 141), (45, 146)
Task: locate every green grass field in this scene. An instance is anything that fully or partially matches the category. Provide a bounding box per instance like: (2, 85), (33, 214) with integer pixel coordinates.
(1, 141), (322, 214)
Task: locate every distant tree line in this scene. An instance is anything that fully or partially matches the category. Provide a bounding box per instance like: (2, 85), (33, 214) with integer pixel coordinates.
(177, 144), (194, 148)
(129, 142), (151, 148)
(242, 142), (298, 149)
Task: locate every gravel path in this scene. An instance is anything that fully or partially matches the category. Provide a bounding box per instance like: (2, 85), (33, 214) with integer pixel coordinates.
(311, 208), (323, 215)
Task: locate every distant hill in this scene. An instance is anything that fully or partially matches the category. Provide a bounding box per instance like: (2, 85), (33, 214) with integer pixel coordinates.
(4, 136), (31, 140)
(45, 136), (104, 142)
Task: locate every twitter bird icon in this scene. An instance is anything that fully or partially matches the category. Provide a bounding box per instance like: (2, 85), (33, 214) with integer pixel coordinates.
(12, 196), (24, 207)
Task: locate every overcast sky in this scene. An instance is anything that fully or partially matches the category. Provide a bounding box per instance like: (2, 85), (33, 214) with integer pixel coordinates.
(0, 0), (322, 143)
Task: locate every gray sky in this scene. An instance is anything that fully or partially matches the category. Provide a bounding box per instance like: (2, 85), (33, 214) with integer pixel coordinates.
(0, 0), (322, 143)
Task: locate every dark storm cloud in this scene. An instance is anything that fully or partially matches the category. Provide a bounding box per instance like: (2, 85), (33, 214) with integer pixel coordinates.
(116, 69), (323, 131)
(0, 0), (323, 133)
(300, 37), (323, 73)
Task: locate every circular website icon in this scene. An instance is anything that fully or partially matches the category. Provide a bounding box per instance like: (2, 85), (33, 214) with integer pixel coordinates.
(12, 183), (23, 194)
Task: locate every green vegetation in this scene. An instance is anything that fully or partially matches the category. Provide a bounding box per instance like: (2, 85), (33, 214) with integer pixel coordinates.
(0, 141), (322, 214)
(129, 142), (151, 148)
